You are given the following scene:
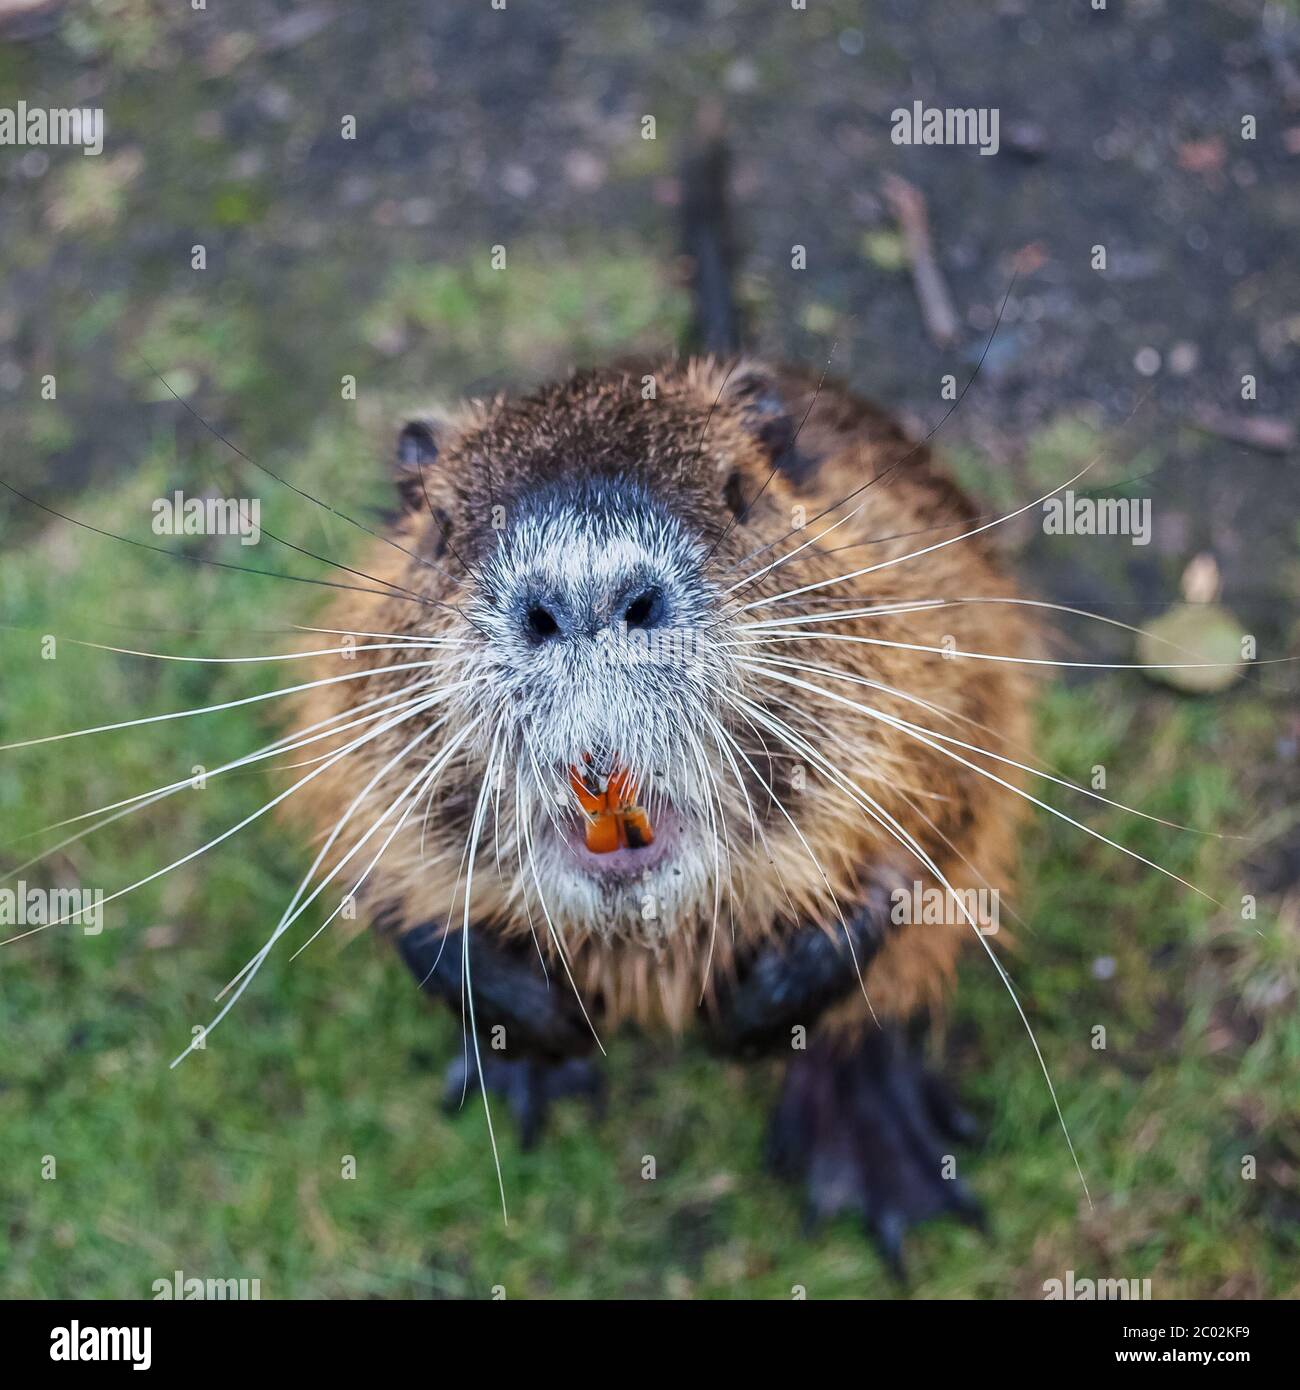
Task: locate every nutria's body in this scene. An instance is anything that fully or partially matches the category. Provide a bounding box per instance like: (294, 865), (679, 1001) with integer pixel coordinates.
(290, 356), (1033, 1032)
(287, 348), (1035, 1263)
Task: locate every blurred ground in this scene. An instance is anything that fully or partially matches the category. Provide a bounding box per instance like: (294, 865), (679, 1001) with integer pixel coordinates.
(0, 0), (1297, 1298)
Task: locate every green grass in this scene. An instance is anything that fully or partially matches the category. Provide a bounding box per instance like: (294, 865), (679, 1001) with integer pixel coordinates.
(1, 0), (1295, 1301)
(0, 422), (1295, 1300)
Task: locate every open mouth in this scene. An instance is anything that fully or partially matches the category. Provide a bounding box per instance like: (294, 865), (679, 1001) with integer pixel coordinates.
(561, 757), (679, 879)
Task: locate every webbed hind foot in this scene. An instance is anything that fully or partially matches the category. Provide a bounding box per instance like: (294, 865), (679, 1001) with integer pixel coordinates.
(768, 1027), (982, 1279)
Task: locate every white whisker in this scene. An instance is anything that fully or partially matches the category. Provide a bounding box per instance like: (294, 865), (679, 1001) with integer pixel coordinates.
(735, 454), (1112, 612)
(717, 694), (872, 1019)
(462, 721), (510, 1222)
(729, 686), (1090, 1206)
(740, 660), (1221, 905)
(207, 711), (483, 1028)
(0, 685), (451, 948)
(0, 657), (453, 753)
(742, 651), (1228, 838)
(728, 629), (1278, 676)
(4, 679), (447, 874)
(39, 635), (462, 666)
(517, 768), (607, 1057)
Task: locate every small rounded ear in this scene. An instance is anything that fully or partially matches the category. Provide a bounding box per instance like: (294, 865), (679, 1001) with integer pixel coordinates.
(394, 418), (441, 511)
(726, 370), (796, 462)
(719, 369), (815, 519)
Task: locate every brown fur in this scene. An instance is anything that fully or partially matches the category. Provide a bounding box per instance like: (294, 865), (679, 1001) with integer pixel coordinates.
(287, 358), (1035, 1041)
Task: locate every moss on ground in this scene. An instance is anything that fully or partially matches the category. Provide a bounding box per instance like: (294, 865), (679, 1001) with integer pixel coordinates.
(0, 411), (1294, 1299)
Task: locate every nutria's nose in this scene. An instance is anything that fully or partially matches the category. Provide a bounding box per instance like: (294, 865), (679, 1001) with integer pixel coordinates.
(521, 583), (667, 644)
(523, 600), (563, 641)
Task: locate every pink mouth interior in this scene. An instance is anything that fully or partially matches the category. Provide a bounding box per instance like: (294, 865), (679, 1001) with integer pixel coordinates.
(563, 807), (680, 878)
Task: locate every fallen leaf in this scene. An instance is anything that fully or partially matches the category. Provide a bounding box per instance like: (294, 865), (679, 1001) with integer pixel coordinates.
(1138, 602), (1245, 694)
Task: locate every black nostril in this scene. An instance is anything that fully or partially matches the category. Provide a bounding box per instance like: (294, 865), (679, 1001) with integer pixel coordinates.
(624, 587), (666, 630)
(526, 604), (560, 640)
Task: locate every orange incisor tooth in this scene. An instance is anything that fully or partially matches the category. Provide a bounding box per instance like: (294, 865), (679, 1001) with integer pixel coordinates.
(569, 758), (655, 853)
(584, 812), (621, 854)
(568, 763), (605, 815)
(620, 807), (655, 849)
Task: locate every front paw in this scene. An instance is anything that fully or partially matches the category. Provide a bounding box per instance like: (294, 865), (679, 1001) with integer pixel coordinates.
(708, 887), (898, 1056)
(397, 921), (596, 1060)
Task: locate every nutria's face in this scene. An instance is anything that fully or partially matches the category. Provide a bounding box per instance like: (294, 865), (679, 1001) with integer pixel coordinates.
(471, 472), (727, 935)
(395, 366), (789, 940)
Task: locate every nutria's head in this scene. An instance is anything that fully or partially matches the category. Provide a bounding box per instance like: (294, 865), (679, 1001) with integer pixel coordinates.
(367, 359), (820, 941)
(300, 356), (1019, 967)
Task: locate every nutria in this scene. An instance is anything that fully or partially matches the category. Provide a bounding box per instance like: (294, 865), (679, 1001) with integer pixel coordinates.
(285, 172), (1040, 1267)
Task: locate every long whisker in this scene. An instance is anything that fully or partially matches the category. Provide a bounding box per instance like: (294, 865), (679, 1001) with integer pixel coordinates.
(682, 725), (731, 997)
(207, 720), (477, 1045)
(700, 346), (835, 570)
(0, 477), (469, 624)
(293, 623), (467, 645)
(30, 636), (462, 666)
(512, 761), (550, 978)
(285, 717), (480, 965)
(0, 658), (455, 752)
(716, 693), (872, 1019)
(703, 712), (811, 940)
(2, 680), (445, 873)
(741, 600), (947, 625)
(815, 461), (1173, 561)
(110, 323), (474, 590)
(517, 752), (607, 1057)
(729, 686), (1090, 1205)
(702, 713), (760, 850)
(522, 733), (573, 852)
(726, 697), (888, 1023)
(755, 681), (940, 806)
(462, 721), (510, 1222)
(720, 270), (1021, 581)
(282, 747), (454, 966)
(1, 684), (447, 947)
(740, 651), (1232, 838)
(727, 630), (1288, 676)
(740, 660), (1222, 906)
(720, 470), (881, 597)
(742, 593), (1291, 698)
(894, 782), (1030, 932)
(734, 452), (1107, 612)
(742, 593), (1229, 659)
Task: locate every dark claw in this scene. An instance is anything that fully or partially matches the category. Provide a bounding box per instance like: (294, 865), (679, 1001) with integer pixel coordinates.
(443, 1052), (605, 1149)
(768, 1027), (983, 1276)
(869, 1209), (908, 1283)
(921, 1070), (980, 1144)
(946, 1176), (987, 1231)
